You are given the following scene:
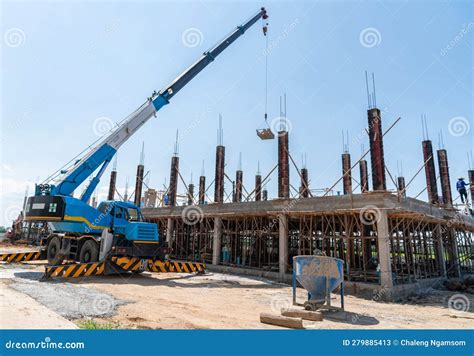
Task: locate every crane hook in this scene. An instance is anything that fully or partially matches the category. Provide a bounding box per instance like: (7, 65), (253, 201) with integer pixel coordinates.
(261, 7), (268, 36)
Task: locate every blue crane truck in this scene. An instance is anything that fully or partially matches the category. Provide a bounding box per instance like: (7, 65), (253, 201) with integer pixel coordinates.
(20, 7), (269, 266)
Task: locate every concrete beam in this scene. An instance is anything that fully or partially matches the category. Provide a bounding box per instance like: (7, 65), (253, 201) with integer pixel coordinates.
(142, 193), (474, 231)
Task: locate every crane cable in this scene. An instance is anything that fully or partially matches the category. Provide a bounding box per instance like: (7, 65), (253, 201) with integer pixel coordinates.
(263, 18), (269, 124)
(264, 34), (268, 123)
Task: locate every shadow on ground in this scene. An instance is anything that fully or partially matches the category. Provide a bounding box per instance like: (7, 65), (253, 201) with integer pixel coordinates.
(15, 270), (287, 290)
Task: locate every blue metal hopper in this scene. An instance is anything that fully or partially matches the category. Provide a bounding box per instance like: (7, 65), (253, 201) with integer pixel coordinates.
(292, 255), (345, 311)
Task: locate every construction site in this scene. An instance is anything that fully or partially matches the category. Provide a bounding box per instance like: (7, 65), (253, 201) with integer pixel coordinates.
(132, 101), (474, 300)
(1, 4), (473, 330)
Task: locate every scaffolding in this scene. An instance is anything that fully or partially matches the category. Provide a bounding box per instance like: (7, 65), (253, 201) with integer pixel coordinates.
(144, 192), (473, 297)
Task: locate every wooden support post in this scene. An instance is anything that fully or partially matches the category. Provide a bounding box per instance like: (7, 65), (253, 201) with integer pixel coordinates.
(435, 224), (447, 277)
(449, 228), (461, 278)
(281, 309), (323, 321)
(260, 313), (304, 329)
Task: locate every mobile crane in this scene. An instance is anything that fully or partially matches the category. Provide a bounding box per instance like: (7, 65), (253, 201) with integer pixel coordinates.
(1, 7), (269, 279)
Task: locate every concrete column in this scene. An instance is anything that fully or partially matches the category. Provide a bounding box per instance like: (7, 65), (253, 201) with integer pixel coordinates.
(376, 210), (393, 288)
(278, 214), (289, 276)
(166, 218), (174, 244)
(435, 224), (447, 277)
(212, 217), (222, 265)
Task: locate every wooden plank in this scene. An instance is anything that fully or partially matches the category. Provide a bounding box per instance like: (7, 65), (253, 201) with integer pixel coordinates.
(259, 313), (304, 329)
(281, 308), (323, 321)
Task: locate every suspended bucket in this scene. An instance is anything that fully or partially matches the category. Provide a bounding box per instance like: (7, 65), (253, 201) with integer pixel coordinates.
(292, 255), (345, 311)
(256, 128), (275, 140)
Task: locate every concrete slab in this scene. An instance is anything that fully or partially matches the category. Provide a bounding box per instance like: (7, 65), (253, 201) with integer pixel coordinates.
(0, 283), (77, 329)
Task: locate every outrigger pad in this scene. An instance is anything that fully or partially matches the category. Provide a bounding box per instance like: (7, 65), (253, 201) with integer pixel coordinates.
(0, 251), (44, 263)
(41, 261), (106, 281)
(40, 257), (207, 280)
(148, 260), (206, 273)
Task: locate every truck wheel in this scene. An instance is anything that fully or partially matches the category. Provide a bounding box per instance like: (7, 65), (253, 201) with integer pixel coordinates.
(47, 236), (63, 265)
(79, 240), (99, 263)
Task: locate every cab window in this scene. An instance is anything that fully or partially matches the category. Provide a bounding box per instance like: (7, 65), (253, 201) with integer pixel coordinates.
(97, 202), (110, 214)
(115, 207), (126, 220)
(127, 208), (139, 222)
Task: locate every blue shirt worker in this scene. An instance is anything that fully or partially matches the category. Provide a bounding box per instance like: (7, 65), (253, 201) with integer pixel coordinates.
(456, 177), (470, 204)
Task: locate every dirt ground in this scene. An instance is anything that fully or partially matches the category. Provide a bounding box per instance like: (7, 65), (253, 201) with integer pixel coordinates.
(1, 244), (473, 329)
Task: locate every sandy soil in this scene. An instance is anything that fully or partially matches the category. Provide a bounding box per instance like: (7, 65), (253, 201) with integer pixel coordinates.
(77, 272), (474, 329)
(1, 244), (473, 329)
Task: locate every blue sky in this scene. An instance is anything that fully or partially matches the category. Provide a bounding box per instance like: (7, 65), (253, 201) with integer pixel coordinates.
(1, 0), (472, 226)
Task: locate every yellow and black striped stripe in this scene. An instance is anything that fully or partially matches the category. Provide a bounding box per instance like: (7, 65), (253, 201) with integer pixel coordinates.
(41, 258), (206, 280)
(43, 261), (105, 279)
(111, 257), (147, 272)
(148, 260), (206, 273)
(0, 251), (43, 263)
(110, 257), (205, 274)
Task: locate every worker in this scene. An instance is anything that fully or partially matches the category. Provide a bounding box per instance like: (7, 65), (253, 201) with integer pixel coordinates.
(456, 177), (470, 204)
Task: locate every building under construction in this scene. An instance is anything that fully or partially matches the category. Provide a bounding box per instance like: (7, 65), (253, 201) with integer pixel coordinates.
(114, 89), (473, 300)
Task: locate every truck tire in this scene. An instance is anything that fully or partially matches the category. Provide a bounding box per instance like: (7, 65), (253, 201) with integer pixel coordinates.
(47, 236), (63, 265)
(79, 240), (99, 263)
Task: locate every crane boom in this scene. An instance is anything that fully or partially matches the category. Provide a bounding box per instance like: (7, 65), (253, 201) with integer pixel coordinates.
(45, 8), (268, 202)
